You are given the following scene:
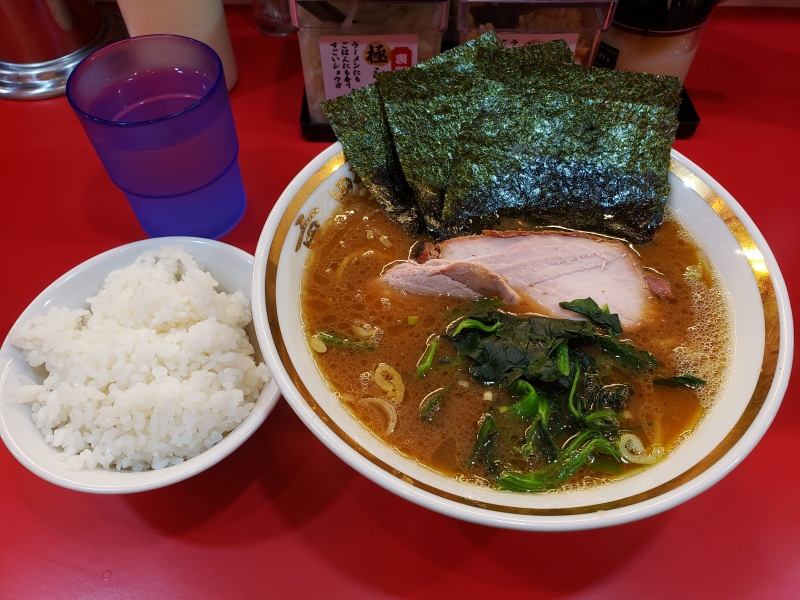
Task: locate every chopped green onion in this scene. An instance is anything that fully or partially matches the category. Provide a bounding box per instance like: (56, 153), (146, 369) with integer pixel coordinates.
(317, 331), (375, 351)
(567, 362), (581, 420)
(407, 316), (419, 325)
(619, 433), (663, 464)
(415, 335), (439, 378)
(449, 318), (501, 338)
(419, 386), (447, 420)
(685, 264), (703, 280)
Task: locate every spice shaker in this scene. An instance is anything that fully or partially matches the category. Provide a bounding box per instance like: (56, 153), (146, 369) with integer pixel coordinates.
(595, 0), (717, 82)
(456, 0), (618, 66)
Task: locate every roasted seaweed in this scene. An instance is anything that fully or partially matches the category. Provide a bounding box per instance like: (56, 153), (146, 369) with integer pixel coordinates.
(322, 84), (422, 232)
(375, 33), (505, 232)
(323, 31), (682, 243)
(441, 63), (682, 242)
(376, 34), (573, 233)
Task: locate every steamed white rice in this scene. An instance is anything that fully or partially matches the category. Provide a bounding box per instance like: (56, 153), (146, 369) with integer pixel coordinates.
(9, 245), (271, 471)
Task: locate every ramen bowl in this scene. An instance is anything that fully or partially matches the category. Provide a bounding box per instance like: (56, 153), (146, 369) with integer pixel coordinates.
(252, 143), (792, 531)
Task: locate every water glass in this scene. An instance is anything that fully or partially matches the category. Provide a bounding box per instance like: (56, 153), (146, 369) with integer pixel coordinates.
(66, 35), (247, 239)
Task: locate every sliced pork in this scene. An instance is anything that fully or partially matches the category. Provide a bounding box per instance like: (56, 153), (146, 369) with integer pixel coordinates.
(382, 231), (656, 330)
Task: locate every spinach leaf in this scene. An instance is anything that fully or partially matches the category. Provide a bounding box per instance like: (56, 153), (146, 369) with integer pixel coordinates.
(653, 375), (706, 389)
(559, 297), (623, 337)
(499, 432), (620, 492)
(447, 309), (662, 490)
(500, 379), (541, 420)
(595, 335), (658, 370)
(449, 311), (596, 387)
(469, 414), (501, 479)
(450, 318), (501, 337)
(447, 297), (503, 320)
(554, 341), (571, 376)
(582, 376), (632, 413)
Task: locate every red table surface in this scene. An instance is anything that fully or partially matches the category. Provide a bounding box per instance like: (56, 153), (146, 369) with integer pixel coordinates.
(1, 6), (798, 599)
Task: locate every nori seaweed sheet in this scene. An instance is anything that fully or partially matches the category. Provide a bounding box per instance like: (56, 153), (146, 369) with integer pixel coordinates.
(377, 34), (573, 233)
(322, 84), (422, 232)
(483, 38), (575, 85)
(442, 64), (682, 243)
(322, 33), (572, 234)
(322, 31), (680, 243)
(375, 33), (505, 232)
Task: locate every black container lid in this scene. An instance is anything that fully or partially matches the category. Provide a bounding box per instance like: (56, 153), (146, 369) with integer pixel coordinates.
(613, 0), (717, 35)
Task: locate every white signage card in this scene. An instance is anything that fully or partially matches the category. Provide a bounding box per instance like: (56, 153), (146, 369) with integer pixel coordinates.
(319, 34), (419, 101)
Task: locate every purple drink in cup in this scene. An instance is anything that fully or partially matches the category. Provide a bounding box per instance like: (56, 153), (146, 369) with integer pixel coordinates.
(67, 35), (245, 239)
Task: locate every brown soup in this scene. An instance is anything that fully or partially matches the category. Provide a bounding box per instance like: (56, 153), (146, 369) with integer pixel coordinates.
(300, 188), (732, 491)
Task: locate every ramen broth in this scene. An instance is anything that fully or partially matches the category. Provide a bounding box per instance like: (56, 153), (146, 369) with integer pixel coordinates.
(300, 188), (732, 490)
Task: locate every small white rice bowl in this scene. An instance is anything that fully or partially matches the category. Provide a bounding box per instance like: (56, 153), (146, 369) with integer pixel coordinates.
(0, 238), (281, 493)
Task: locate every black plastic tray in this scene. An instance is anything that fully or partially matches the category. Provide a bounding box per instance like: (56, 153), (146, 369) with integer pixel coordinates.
(300, 90), (337, 142)
(676, 87), (700, 139)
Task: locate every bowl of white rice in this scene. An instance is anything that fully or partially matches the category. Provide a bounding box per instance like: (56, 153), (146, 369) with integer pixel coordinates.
(0, 237), (279, 493)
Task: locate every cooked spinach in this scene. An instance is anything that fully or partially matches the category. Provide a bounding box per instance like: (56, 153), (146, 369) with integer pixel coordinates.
(499, 379), (542, 421)
(499, 431), (621, 491)
(555, 341), (571, 376)
(559, 297), (623, 337)
(449, 310), (655, 386)
(469, 414), (501, 479)
(449, 317), (502, 338)
(653, 375), (706, 389)
(450, 308), (664, 490)
(595, 335), (658, 370)
(503, 380), (558, 463)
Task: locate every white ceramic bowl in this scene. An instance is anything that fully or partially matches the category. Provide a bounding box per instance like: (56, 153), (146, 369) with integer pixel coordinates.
(252, 143), (793, 531)
(0, 237), (280, 493)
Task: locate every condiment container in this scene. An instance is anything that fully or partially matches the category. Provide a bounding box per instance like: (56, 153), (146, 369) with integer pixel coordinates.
(0, 0), (126, 100)
(117, 0), (239, 91)
(291, 0), (450, 124)
(595, 0), (717, 82)
(253, 0), (295, 37)
(456, 0), (618, 65)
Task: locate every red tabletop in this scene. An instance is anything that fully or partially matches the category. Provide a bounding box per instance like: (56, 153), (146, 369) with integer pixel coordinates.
(1, 6), (798, 599)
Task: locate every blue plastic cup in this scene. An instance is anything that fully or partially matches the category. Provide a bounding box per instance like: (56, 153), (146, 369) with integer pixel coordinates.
(66, 35), (246, 239)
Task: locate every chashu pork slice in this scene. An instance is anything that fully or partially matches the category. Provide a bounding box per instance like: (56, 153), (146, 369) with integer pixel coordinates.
(381, 230), (655, 330)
